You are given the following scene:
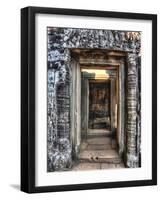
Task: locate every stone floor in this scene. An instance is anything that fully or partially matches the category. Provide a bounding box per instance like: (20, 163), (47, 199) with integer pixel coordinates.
(72, 135), (125, 171)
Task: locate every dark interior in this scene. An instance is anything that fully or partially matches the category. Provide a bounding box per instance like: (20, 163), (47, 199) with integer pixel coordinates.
(88, 80), (111, 130)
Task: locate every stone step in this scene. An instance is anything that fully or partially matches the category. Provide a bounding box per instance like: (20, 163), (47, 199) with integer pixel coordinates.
(85, 137), (112, 145)
(86, 144), (112, 150)
(79, 157), (122, 164)
(79, 150), (122, 164)
(87, 129), (112, 137)
(72, 162), (125, 171)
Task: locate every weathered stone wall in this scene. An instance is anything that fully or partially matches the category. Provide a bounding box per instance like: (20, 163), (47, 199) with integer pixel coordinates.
(47, 27), (141, 171)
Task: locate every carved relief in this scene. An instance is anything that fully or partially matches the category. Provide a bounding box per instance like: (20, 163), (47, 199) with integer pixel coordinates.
(47, 27), (141, 171)
(126, 53), (139, 167)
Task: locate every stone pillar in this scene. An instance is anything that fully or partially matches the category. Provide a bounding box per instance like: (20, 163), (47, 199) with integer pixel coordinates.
(81, 78), (89, 139)
(118, 62), (125, 156)
(47, 49), (72, 171)
(126, 53), (139, 167)
(110, 75), (116, 134)
(110, 71), (117, 148)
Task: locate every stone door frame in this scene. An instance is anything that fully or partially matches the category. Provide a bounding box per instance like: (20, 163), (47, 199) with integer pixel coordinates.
(70, 49), (139, 167)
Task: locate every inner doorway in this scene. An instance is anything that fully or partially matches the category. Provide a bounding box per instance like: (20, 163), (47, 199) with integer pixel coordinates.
(81, 68), (116, 138)
(88, 80), (111, 133)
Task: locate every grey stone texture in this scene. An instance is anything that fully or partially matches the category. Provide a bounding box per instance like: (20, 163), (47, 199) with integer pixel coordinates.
(72, 135), (124, 170)
(47, 27), (141, 172)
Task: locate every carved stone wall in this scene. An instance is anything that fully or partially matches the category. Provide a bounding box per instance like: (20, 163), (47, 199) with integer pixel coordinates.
(47, 27), (141, 171)
(126, 53), (138, 167)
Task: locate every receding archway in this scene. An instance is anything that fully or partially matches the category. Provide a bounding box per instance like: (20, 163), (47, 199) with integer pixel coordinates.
(70, 49), (128, 169)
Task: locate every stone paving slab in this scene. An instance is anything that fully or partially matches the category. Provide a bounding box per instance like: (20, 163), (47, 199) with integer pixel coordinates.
(87, 144), (112, 150)
(72, 163), (100, 171)
(80, 142), (88, 151)
(101, 163), (125, 169)
(79, 149), (119, 160)
(72, 162), (125, 171)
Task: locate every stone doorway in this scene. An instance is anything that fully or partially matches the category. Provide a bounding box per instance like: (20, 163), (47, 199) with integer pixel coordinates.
(88, 80), (110, 131)
(72, 66), (124, 170)
(47, 28), (141, 172)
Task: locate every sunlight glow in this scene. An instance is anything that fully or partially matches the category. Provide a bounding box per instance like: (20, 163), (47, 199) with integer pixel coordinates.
(81, 69), (110, 79)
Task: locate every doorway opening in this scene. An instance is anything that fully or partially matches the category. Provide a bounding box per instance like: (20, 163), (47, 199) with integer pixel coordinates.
(88, 80), (111, 132)
(72, 66), (124, 170)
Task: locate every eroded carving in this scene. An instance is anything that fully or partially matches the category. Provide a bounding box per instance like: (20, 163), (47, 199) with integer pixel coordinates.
(47, 27), (141, 171)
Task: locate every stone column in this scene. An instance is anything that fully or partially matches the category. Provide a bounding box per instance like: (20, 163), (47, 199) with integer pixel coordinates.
(110, 71), (117, 148)
(70, 60), (81, 159)
(47, 49), (72, 171)
(126, 53), (139, 168)
(110, 74), (116, 134)
(81, 78), (89, 139)
(118, 61), (125, 156)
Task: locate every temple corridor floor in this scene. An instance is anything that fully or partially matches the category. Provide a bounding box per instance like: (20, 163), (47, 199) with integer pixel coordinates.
(72, 135), (125, 171)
